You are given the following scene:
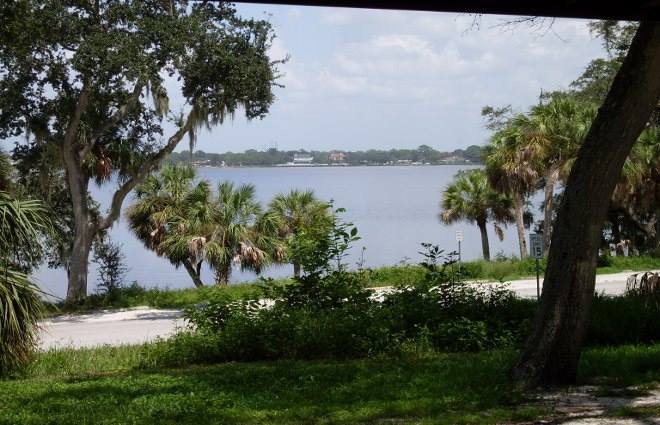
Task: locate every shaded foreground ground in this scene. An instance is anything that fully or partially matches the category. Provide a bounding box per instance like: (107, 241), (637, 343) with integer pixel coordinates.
(523, 386), (660, 424)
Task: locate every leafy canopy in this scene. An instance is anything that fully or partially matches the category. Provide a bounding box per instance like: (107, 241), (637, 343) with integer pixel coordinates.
(0, 0), (283, 182)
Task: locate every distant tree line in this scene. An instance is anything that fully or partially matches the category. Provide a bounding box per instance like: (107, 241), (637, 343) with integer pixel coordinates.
(164, 144), (483, 167)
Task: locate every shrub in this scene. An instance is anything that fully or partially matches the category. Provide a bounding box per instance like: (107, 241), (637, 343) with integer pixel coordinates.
(457, 261), (483, 280)
(92, 238), (129, 297)
(0, 271), (46, 375)
(163, 238), (536, 367)
(587, 293), (660, 346)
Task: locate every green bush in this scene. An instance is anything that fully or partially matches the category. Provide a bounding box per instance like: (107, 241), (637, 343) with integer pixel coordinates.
(457, 261), (483, 280)
(587, 294), (660, 346)
(597, 252), (613, 268)
(160, 241), (536, 368)
(365, 265), (425, 288)
(517, 257), (546, 276)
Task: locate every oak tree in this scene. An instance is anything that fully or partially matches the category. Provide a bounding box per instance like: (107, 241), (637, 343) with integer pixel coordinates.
(0, 1), (283, 302)
(513, 21), (660, 388)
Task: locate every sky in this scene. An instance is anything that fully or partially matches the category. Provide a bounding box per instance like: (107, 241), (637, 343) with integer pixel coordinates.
(179, 3), (606, 154)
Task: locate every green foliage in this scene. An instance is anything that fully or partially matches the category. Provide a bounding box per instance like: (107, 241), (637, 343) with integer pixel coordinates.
(2, 0), (284, 301)
(0, 192), (54, 273)
(608, 255), (660, 271)
(0, 192), (54, 375)
(578, 344), (660, 386)
(91, 238), (129, 299)
(47, 281), (265, 313)
(262, 206), (371, 310)
(439, 169), (514, 260)
(363, 264), (426, 287)
(587, 293), (660, 346)
(7, 343), (660, 424)
(0, 270), (47, 375)
(19, 345), (146, 379)
(127, 166), (283, 287)
(264, 188), (328, 277)
(379, 244), (534, 353)
(3, 349), (558, 425)
(175, 237), (535, 366)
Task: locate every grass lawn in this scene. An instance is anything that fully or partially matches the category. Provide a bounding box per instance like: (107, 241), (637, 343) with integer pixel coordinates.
(1, 349), (540, 425)
(2, 344), (660, 424)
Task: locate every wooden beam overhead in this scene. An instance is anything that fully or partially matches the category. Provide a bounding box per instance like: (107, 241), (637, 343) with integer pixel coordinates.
(235, 1), (660, 22)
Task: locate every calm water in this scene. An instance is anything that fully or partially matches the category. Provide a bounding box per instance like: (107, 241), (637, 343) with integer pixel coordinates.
(36, 165), (536, 299)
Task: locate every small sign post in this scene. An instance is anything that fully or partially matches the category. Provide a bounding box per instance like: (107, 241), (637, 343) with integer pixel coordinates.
(529, 234), (544, 301)
(455, 230), (463, 283)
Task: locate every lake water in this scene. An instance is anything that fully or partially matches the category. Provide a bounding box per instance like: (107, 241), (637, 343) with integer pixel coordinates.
(35, 165), (539, 299)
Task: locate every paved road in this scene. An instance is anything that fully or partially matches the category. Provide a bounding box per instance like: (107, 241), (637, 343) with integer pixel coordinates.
(499, 270), (645, 299)
(38, 271), (656, 350)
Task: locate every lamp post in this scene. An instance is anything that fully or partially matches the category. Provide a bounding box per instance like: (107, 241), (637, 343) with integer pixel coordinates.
(455, 230), (463, 283)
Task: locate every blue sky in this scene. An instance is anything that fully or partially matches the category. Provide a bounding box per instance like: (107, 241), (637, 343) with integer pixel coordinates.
(178, 4), (606, 154)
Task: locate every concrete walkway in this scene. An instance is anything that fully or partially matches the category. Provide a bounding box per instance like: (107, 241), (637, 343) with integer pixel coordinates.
(39, 307), (186, 350)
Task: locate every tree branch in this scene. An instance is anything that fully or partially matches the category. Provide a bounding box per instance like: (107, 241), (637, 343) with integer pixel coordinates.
(80, 79), (145, 159)
(63, 87), (91, 151)
(97, 112), (194, 231)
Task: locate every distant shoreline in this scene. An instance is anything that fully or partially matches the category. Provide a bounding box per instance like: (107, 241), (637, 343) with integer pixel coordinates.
(187, 162), (482, 169)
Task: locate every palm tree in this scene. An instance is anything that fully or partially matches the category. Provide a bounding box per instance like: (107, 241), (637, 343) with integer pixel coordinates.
(0, 191), (53, 375)
(483, 124), (540, 258)
(637, 128), (660, 253)
(525, 98), (597, 255)
(439, 169), (514, 261)
(127, 166), (281, 287)
(611, 127), (660, 253)
(125, 164), (208, 287)
(266, 189), (329, 277)
(203, 181), (277, 285)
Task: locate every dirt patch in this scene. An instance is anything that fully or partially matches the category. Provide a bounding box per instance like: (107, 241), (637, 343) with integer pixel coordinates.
(521, 385), (660, 424)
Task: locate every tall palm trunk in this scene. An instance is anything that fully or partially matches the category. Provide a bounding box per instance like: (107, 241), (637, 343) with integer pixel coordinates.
(543, 166), (560, 256)
(183, 261), (204, 288)
(215, 265), (231, 286)
(514, 192), (528, 258)
(477, 219), (490, 261)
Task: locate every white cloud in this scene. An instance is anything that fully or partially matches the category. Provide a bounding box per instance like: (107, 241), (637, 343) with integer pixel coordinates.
(320, 9), (353, 26)
(191, 6), (605, 153)
(287, 7), (301, 19)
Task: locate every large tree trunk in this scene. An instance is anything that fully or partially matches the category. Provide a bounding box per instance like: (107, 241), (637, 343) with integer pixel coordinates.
(543, 166), (560, 256)
(514, 192), (528, 259)
(655, 183), (660, 254)
(294, 262), (301, 278)
(477, 220), (490, 261)
(63, 89), (94, 304)
(61, 91), (191, 301)
(513, 22), (660, 388)
(67, 217), (96, 303)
